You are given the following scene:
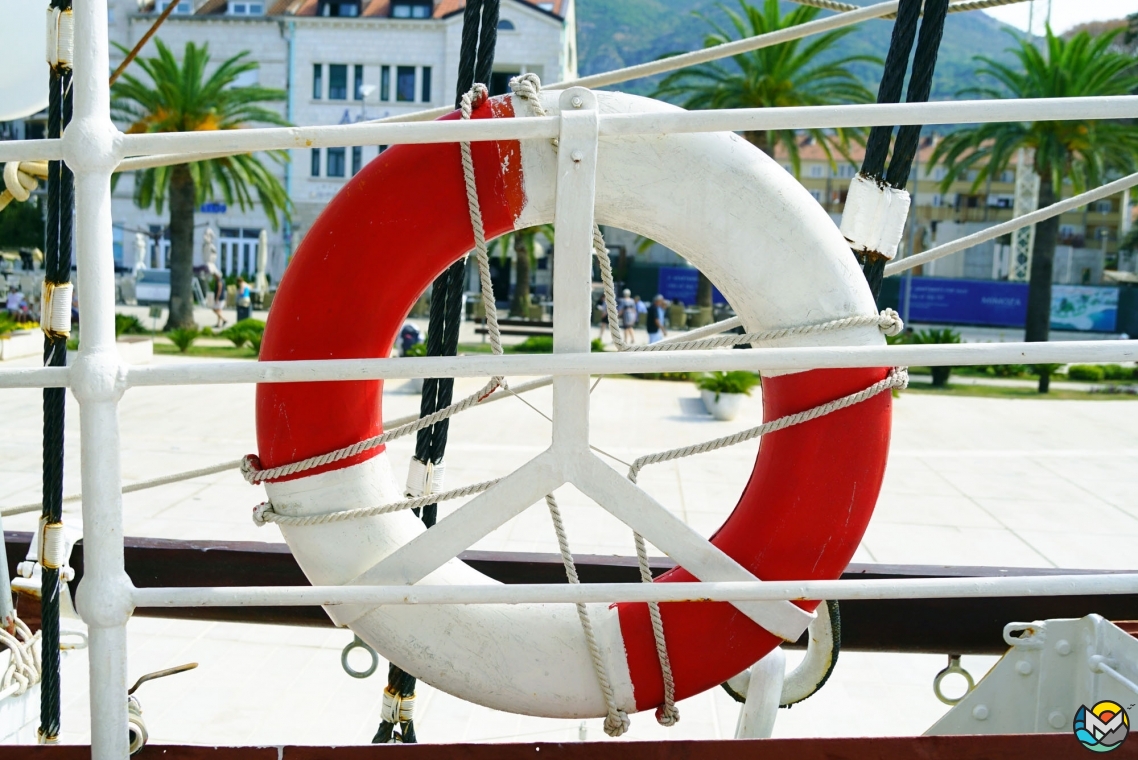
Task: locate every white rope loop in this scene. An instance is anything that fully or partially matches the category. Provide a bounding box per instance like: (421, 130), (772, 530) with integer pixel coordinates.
(0, 618), (43, 701)
(545, 494), (630, 737)
(0, 161), (49, 212)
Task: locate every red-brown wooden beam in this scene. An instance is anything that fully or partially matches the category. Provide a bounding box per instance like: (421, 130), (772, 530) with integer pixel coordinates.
(7, 733), (1137, 759)
(6, 531), (1138, 654)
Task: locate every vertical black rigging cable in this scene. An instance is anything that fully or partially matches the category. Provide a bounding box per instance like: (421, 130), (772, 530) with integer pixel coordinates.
(40, 0), (74, 743)
(856, 0), (950, 299)
(374, 0), (499, 744)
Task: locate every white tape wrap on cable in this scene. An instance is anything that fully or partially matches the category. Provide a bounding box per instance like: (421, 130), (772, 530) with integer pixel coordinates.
(46, 8), (75, 69)
(839, 174), (911, 260)
(404, 457), (445, 499)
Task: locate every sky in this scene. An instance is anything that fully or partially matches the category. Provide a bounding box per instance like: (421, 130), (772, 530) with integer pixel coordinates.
(983, 0), (1137, 35)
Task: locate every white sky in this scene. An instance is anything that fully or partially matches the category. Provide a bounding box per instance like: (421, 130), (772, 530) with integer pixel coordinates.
(983, 0), (1138, 35)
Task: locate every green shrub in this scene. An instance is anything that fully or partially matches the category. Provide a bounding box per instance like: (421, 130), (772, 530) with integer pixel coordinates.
(232, 318), (266, 333)
(513, 336), (553, 353)
(983, 364), (1030, 378)
(220, 325), (248, 348)
(697, 371), (760, 401)
(910, 328), (961, 387)
(114, 313), (147, 338)
(404, 341), (428, 357)
(631, 372), (697, 382)
(1067, 364), (1105, 382)
(1100, 364), (1135, 381)
(246, 330), (263, 355)
(168, 327), (200, 354)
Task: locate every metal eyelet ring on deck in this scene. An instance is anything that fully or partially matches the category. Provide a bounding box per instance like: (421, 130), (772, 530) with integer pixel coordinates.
(341, 635), (379, 679)
(933, 654), (975, 705)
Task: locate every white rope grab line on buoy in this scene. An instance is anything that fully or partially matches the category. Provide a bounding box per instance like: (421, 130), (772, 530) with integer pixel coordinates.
(0, 161), (49, 212)
(545, 493), (631, 737)
(0, 617), (42, 703)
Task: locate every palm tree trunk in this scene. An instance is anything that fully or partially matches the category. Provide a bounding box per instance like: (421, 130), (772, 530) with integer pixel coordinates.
(744, 131), (773, 158)
(165, 164), (197, 330)
(1024, 176), (1058, 393)
(510, 233), (532, 318)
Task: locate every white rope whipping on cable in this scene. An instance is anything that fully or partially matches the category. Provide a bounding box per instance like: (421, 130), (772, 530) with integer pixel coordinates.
(545, 494), (630, 737)
(0, 618), (42, 702)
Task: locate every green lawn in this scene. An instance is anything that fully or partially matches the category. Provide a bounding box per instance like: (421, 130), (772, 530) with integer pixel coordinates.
(902, 381), (1138, 401)
(153, 342), (259, 359)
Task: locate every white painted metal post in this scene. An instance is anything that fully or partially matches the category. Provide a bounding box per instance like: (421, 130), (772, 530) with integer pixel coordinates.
(734, 647), (786, 739)
(550, 87), (599, 456)
(65, 0), (132, 758)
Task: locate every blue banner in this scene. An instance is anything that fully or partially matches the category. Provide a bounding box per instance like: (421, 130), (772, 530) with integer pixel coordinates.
(657, 267), (725, 306)
(902, 277), (1119, 332)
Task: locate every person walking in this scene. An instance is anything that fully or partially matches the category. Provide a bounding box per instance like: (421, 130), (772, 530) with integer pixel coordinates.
(618, 288), (637, 345)
(211, 272), (228, 328)
(596, 296), (609, 343)
(235, 276), (253, 323)
(646, 294), (668, 344)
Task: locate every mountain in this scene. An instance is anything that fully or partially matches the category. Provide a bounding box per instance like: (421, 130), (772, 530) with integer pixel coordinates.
(575, 0), (1023, 99)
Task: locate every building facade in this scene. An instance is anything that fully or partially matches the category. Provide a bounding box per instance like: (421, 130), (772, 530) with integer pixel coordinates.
(104, 0), (575, 282)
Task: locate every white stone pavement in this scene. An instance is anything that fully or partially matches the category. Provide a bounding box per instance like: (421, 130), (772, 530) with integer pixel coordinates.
(1, 352), (1136, 745)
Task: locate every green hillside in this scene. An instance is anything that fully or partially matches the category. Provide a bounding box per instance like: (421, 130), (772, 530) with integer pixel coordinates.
(576, 0), (1023, 99)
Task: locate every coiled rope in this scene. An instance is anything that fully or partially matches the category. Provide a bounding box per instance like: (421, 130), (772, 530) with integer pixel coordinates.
(0, 618), (42, 703)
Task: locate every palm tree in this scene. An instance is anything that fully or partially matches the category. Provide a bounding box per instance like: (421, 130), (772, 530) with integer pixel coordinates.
(112, 39), (291, 330)
(496, 225), (553, 318)
(931, 27), (1138, 392)
(653, 0), (879, 172)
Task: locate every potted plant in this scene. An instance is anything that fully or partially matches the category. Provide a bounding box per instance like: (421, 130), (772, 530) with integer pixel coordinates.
(697, 371), (759, 421)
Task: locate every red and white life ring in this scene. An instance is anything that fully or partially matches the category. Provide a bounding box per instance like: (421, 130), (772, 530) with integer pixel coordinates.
(254, 90), (892, 719)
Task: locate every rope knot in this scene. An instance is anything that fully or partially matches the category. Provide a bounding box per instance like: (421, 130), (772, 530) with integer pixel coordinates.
(460, 83), (489, 117)
(251, 500), (273, 526)
(603, 709), (631, 737)
(877, 308), (904, 337)
(655, 704), (680, 727)
(890, 366), (910, 390)
(508, 73), (544, 110)
(240, 454), (263, 484)
(0, 161), (49, 212)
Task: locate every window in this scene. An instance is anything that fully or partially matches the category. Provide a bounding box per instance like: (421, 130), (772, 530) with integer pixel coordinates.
(837, 164), (856, 179)
(396, 66), (416, 102)
(318, 0), (359, 16)
(808, 165), (825, 178)
(311, 148), (321, 177)
(380, 66), (390, 101)
(327, 147), (346, 178)
(328, 65), (348, 100)
(313, 64), (323, 99)
(229, 2), (264, 14)
(809, 189), (823, 203)
(490, 71), (519, 97)
(352, 146), (362, 175)
(391, 0), (431, 18)
(1094, 200), (1113, 214)
(999, 170), (1014, 183)
(218, 228), (262, 276)
(931, 167), (947, 181)
(497, 19), (515, 30)
(353, 65), (364, 100)
(421, 66), (431, 103)
(157, 1), (192, 14)
(931, 193), (943, 207)
(378, 145), (389, 153)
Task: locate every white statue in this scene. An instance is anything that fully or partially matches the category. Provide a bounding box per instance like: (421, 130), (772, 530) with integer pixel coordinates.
(202, 226), (219, 276)
(133, 232), (148, 275)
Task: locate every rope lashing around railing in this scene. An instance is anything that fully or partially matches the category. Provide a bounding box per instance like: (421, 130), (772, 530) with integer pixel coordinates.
(0, 618), (42, 703)
(0, 161), (49, 212)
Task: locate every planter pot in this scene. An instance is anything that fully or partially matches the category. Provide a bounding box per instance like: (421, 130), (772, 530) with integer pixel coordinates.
(930, 366), (952, 387)
(701, 389), (745, 421)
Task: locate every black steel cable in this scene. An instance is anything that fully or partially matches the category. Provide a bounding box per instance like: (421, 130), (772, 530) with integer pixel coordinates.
(39, 0), (74, 741)
(885, 0), (950, 190)
(859, 0), (922, 179)
(379, 0), (500, 744)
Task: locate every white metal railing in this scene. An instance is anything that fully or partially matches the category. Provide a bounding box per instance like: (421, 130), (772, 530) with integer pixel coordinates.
(7, 0), (1138, 756)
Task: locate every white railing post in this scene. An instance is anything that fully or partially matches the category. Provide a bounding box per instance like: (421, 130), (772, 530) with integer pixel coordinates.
(550, 87), (599, 457)
(65, 0), (131, 758)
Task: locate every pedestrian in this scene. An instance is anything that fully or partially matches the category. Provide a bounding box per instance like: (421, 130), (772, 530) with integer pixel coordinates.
(212, 272), (228, 328)
(399, 322), (423, 356)
(635, 295), (647, 320)
(618, 288), (637, 345)
(596, 296), (608, 343)
(646, 294), (668, 344)
(235, 276), (252, 322)
(6, 285), (25, 321)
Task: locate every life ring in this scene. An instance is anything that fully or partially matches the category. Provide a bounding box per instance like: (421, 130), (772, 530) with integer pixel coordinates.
(254, 89), (892, 719)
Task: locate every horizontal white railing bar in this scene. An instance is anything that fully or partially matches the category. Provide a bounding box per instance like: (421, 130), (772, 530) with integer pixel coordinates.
(131, 572), (1138, 608)
(7, 96), (1138, 166)
(598, 96), (1138, 138)
(0, 365), (69, 389)
(113, 340), (1138, 388)
(887, 171), (1138, 276)
(3, 341), (1134, 391)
